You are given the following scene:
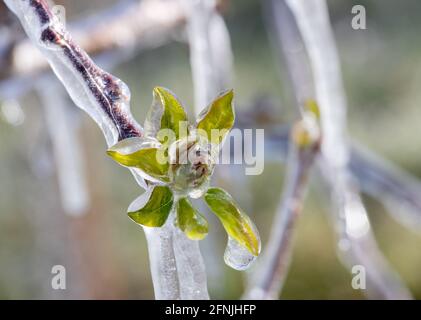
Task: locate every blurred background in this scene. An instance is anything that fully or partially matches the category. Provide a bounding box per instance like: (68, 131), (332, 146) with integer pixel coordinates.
(1, 0), (421, 299)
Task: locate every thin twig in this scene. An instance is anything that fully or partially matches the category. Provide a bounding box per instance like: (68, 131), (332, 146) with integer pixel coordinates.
(244, 113), (320, 299)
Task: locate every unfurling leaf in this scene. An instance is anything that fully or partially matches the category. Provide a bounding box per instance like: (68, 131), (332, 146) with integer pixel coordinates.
(196, 89), (234, 144)
(107, 147), (169, 182)
(204, 187), (260, 256)
(128, 186), (174, 227)
(176, 198), (208, 240)
(145, 86), (189, 141)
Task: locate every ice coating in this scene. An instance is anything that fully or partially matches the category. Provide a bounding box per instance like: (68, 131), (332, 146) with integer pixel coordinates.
(143, 91), (167, 139)
(224, 213), (261, 271)
(109, 136), (161, 155)
(4, 0), (143, 147)
(224, 236), (258, 271)
(143, 220), (181, 300)
(109, 136), (168, 185)
(144, 212), (209, 300)
(187, 178), (210, 199)
(127, 187), (154, 213)
(172, 225), (209, 299)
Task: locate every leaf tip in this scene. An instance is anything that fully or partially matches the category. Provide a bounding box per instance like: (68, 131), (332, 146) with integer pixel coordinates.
(106, 149), (117, 159)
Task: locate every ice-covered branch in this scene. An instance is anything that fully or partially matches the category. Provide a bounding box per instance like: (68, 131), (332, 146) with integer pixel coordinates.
(4, 0), (143, 146)
(285, 0), (411, 299)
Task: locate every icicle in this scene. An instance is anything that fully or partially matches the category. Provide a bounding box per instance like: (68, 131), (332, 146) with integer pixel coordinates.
(224, 236), (258, 271)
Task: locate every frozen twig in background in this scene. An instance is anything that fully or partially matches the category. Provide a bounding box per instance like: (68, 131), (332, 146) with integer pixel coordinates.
(244, 109), (320, 299)
(263, 0), (314, 108)
(285, 0), (411, 299)
(182, 0), (233, 116)
(253, 119), (421, 233)
(36, 76), (89, 216)
(253, 0), (421, 299)
(4, 0), (208, 300)
(0, 0), (226, 100)
(2, 0), (184, 79)
(350, 144), (421, 231)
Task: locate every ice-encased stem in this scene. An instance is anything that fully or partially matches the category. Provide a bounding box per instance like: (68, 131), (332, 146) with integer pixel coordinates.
(172, 222), (210, 299)
(144, 211), (209, 300)
(4, 0), (209, 300)
(144, 221), (180, 300)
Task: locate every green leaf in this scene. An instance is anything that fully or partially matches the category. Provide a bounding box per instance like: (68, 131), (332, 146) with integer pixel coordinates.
(128, 186), (174, 227)
(196, 89), (235, 144)
(176, 198), (208, 240)
(145, 87), (189, 142)
(107, 147), (169, 182)
(204, 187), (260, 256)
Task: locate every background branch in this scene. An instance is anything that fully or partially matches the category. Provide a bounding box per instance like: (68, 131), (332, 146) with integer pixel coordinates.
(36, 76), (89, 216)
(244, 113), (320, 299)
(285, 0), (411, 299)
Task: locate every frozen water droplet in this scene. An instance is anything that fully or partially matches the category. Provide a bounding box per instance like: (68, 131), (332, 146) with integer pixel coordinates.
(224, 237), (257, 271)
